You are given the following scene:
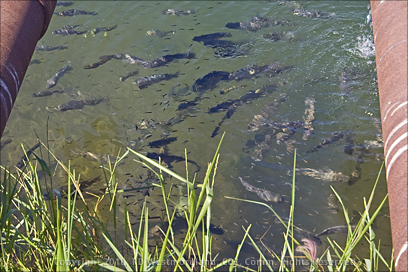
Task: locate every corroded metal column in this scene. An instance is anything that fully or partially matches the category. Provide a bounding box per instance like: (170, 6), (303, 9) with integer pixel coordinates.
(370, 1), (407, 271)
(0, 0), (56, 137)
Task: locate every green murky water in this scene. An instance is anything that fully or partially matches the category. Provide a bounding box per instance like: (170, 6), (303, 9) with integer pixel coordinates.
(0, 0), (391, 267)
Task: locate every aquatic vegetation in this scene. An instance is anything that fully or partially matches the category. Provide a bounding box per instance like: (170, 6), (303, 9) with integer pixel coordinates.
(296, 238), (318, 262)
(0, 140), (393, 271)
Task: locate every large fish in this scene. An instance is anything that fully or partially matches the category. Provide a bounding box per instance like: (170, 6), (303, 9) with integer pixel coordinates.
(248, 94), (288, 132)
(294, 168), (349, 183)
(163, 9), (195, 16)
(133, 72), (179, 89)
(56, 1), (74, 7)
(43, 176), (101, 200)
(316, 225), (353, 236)
(149, 215), (223, 239)
(144, 52), (195, 68)
(0, 138), (12, 151)
(73, 150), (124, 166)
(302, 97), (315, 140)
(274, 217), (322, 245)
(119, 70), (139, 82)
(209, 85), (277, 137)
(88, 25), (117, 35)
(54, 9), (97, 16)
(35, 45), (68, 51)
(193, 32), (232, 44)
(193, 32), (250, 58)
(83, 53), (126, 69)
(306, 131), (344, 153)
(32, 89), (64, 97)
(229, 62), (292, 81)
(293, 7), (334, 19)
(16, 142), (41, 169)
(239, 176), (283, 203)
(56, 98), (104, 111)
(192, 71), (230, 93)
(46, 62), (72, 88)
(193, 32), (235, 48)
(53, 25), (86, 36)
(226, 16), (291, 32)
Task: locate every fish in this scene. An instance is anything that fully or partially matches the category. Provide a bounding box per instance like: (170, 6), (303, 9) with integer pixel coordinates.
(46, 62), (72, 88)
(229, 62), (292, 81)
(263, 31), (296, 42)
(133, 72), (179, 89)
(209, 85), (277, 137)
(83, 55), (115, 69)
(228, 64), (269, 81)
(35, 45), (68, 51)
(293, 8), (322, 18)
(43, 176), (102, 200)
(148, 137), (177, 148)
(73, 150), (124, 166)
(193, 32), (235, 47)
(192, 71), (230, 93)
(85, 52), (193, 70)
(293, 8), (335, 19)
(263, 32), (284, 41)
(275, 121), (303, 147)
(239, 176), (283, 203)
(16, 142), (41, 169)
(338, 68), (369, 95)
(122, 54), (148, 65)
(211, 105), (238, 138)
(144, 52), (195, 68)
(146, 152), (200, 171)
(149, 215), (223, 239)
(83, 53), (126, 69)
(0, 137), (13, 151)
(88, 24), (117, 35)
(177, 97), (201, 111)
(124, 53), (194, 68)
(119, 70), (139, 81)
(274, 217), (322, 245)
(213, 43), (252, 58)
(193, 32), (233, 43)
(163, 9), (195, 16)
(52, 25), (87, 36)
(347, 155), (363, 186)
(32, 89), (64, 97)
(56, 1), (74, 7)
(54, 9), (97, 16)
(250, 160), (289, 171)
(226, 16), (291, 32)
(146, 30), (175, 38)
(248, 94), (288, 131)
(56, 98), (104, 111)
(316, 225), (353, 236)
(306, 131), (344, 153)
(162, 105), (198, 128)
(302, 97), (315, 140)
(294, 168), (349, 183)
(193, 32), (251, 58)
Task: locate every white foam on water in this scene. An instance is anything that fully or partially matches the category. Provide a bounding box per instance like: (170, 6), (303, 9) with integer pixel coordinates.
(347, 35), (376, 59)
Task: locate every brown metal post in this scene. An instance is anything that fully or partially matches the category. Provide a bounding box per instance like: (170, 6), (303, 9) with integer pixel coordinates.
(370, 1), (408, 271)
(0, 0), (56, 138)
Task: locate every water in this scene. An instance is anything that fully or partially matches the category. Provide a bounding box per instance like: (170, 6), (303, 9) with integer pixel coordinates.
(0, 0), (391, 267)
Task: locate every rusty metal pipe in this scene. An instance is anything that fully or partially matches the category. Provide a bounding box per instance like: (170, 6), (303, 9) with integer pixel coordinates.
(0, 0), (56, 137)
(370, 1), (407, 270)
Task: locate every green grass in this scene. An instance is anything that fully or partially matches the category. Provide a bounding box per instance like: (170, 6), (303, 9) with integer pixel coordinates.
(0, 137), (394, 271)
